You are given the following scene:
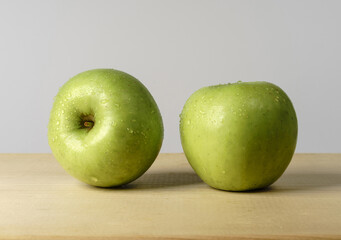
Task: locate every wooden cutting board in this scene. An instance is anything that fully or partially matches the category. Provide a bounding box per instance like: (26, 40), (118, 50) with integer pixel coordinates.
(0, 153), (340, 239)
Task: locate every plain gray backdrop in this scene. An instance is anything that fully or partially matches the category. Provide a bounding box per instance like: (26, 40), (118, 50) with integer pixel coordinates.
(0, 0), (340, 153)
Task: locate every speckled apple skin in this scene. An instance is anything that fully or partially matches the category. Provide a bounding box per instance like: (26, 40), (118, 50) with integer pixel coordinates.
(180, 81), (298, 191)
(48, 69), (163, 187)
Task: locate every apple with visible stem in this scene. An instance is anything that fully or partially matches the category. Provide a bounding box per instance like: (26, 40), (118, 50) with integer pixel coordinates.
(180, 81), (298, 191)
(48, 69), (163, 187)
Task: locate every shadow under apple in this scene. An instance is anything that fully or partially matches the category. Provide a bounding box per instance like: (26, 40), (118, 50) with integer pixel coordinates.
(81, 168), (341, 192)
(270, 172), (341, 192)
(118, 171), (203, 190)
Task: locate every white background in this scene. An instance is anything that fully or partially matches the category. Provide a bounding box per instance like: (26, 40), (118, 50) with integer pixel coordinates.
(0, 0), (340, 153)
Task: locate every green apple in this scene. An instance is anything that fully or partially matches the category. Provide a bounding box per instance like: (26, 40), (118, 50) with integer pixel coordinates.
(180, 81), (298, 191)
(48, 69), (163, 187)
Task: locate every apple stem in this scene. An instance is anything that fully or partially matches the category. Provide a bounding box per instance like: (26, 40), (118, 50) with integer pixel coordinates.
(84, 121), (94, 129)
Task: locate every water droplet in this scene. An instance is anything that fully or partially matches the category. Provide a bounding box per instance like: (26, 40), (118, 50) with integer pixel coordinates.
(56, 121), (60, 125)
(222, 170), (226, 174)
(61, 110), (64, 114)
(100, 99), (109, 104)
(91, 177), (98, 183)
(186, 120), (191, 125)
(61, 103), (64, 107)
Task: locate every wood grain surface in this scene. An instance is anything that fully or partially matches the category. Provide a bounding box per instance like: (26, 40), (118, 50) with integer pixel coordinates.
(0, 153), (340, 239)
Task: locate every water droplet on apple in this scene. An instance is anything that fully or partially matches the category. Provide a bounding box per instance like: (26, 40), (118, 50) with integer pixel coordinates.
(222, 170), (226, 174)
(91, 177), (98, 183)
(61, 110), (65, 114)
(186, 120), (191, 125)
(56, 121), (60, 125)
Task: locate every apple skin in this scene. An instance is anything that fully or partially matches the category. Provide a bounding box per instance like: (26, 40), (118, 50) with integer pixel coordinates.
(180, 81), (298, 191)
(48, 69), (163, 187)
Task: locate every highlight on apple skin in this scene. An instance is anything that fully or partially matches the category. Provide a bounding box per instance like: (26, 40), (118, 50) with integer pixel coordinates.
(48, 69), (164, 187)
(180, 81), (298, 191)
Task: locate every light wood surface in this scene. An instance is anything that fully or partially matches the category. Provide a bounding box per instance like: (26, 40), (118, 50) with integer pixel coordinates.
(0, 153), (340, 239)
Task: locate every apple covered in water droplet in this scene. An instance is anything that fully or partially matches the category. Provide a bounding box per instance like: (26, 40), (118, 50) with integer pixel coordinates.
(48, 69), (163, 187)
(180, 81), (298, 191)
